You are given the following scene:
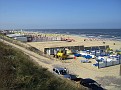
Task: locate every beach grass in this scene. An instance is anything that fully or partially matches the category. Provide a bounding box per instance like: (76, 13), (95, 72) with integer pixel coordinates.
(0, 41), (86, 90)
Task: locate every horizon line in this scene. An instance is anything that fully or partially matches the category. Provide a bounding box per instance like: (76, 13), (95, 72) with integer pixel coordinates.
(0, 28), (121, 30)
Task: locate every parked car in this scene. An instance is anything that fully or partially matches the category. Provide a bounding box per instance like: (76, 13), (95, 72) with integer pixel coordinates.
(80, 78), (104, 90)
(53, 67), (81, 81)
(53, 67), (71, 79)
(70, 74), (82, 82)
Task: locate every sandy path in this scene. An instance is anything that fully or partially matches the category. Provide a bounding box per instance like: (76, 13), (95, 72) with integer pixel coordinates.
(0, 39), (55, 71)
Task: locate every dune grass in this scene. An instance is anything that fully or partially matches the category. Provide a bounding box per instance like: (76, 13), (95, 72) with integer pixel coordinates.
(0, 41), (86, 90)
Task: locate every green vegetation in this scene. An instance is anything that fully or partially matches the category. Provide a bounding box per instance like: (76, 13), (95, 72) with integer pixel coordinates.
(0, 34), (29, 48)
(0, 34), (53, 60)
(0, 41), (86, 90)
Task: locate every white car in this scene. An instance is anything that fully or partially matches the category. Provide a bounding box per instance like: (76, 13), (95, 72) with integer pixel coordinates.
(53, 67), (82, 81)
(53, 67), (71, 79)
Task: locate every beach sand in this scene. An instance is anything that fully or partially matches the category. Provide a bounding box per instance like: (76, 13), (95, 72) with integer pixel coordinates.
(27, 34), (121, 52)
(26, 33), (121, 89)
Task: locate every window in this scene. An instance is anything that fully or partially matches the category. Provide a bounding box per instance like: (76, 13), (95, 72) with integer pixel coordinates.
(55, 70), (59, 74)
(59, 70), (67, 75)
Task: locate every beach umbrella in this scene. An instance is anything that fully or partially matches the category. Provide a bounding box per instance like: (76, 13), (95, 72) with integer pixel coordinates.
(85, 55), (92, 59)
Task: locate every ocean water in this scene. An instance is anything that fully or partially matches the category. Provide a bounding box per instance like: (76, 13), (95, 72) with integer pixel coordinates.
(24, 29), (121, 41)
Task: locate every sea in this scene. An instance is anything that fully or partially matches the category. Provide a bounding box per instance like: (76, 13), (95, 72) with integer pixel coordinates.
(24, 29), (121, 41)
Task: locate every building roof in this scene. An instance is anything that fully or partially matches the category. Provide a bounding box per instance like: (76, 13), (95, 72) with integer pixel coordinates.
(6, 34), (23, 38)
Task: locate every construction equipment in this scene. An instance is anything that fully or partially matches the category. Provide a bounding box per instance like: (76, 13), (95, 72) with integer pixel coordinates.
(53, 50), (68, 60)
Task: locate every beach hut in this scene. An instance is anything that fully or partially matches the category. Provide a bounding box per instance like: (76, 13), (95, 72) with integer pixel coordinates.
(46, 49), (50, 55)
(84, 47), (91, 51)
(105, 45), (109, 49)
(79, 45), (84, 51)
(45, 48), (55, 55)
(91, 46), (99, 51)
(27, 36), (33, 42)
(67, 46), (71, 50)
(6, 34), (23, 38)
(90, 51), (95, 55)
(14, 36), (27, 42)
(95, 50), (100, 56)
(99, 46), (106, 50)
(74, 46), (80, 51)
(50, 48), (55, 55)
(53, 48), (58, 55)
(44, 48), (49, 54)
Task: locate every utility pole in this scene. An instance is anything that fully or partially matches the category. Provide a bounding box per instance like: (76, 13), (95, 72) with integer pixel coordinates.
(119, 55), (121, 76)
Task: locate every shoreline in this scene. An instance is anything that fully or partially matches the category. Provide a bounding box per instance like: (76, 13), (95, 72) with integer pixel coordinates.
(23, 29), (121, 41)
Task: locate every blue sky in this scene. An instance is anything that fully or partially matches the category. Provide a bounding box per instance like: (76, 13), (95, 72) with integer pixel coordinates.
(0, 0), (121, 29)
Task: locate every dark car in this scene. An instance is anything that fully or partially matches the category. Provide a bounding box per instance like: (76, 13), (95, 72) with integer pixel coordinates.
(80, 78), (104, 90)
(70, 74), (82, 82)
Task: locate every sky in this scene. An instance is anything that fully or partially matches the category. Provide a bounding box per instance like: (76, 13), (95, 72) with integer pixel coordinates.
(0, 0), (121, 29)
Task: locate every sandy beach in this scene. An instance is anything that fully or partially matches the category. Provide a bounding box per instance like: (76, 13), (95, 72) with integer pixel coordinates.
(25, 33), (121, 89)
(26, 33), (121, 52)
